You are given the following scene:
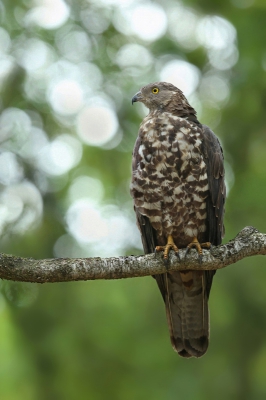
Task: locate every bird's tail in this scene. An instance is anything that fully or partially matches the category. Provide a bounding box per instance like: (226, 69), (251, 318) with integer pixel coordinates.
(157, 270), (211, 358)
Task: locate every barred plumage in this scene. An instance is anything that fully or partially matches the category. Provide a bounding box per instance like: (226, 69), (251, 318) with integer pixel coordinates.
(131, 82), (226, 358)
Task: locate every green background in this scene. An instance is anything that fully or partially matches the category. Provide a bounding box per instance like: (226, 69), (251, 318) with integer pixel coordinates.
(0, 0), (266, 399)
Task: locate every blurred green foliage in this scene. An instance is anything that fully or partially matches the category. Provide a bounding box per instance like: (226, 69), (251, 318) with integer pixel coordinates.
(0, 0), (266, 399)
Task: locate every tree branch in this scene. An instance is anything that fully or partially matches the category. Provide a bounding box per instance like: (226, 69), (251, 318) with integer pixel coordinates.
(0, 226), (265, 284)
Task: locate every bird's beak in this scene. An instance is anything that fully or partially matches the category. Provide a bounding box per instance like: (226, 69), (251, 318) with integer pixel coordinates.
(132, 91), (143, 105)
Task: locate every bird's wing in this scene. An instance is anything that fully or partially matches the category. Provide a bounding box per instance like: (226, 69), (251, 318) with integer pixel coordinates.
(202, 124), (226, 297)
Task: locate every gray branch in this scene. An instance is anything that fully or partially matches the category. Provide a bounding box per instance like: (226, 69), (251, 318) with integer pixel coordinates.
(0, 226), (265, 284)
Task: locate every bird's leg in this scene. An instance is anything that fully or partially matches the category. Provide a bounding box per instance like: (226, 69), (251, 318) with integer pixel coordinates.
(185, 237), (211, 263)
(155, 235), (179, 264)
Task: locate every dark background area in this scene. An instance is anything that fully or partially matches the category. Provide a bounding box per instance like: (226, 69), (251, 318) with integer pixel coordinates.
(0, 0), (266, 398)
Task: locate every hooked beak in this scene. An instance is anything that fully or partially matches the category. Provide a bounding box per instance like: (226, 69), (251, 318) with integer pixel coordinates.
(132, 91), (143, 105)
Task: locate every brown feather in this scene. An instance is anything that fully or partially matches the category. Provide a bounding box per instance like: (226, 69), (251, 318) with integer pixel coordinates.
(131, 82), (226, 357)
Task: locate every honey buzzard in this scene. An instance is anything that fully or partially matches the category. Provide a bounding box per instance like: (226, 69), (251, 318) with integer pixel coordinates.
(131, 82), (225, 358)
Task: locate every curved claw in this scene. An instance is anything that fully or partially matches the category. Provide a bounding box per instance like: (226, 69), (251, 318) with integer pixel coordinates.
(155, 236), (179, 263)
(184, 247), (190, 258)
(164, 258), (169, 267)
(185, 238), (212, 261)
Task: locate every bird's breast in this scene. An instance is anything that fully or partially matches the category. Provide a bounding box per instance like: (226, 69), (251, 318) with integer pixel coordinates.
(138, 115), (204, 178)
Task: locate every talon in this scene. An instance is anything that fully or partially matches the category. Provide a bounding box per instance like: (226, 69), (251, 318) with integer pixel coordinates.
(185, 237), (212, 260)
(185, 247), (190, 258)
(164, 258), (169, 267)
(155, 235), (179, 261)
(155, 246), (164, 253)
(201, 242), (211, 249)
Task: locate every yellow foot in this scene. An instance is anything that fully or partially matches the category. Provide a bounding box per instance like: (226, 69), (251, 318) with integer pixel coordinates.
(155, 235), (179, 264)
(185, 237), (211, 263)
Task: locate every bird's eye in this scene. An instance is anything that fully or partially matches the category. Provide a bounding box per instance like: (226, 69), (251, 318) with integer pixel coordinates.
(152, 87), (159, 94)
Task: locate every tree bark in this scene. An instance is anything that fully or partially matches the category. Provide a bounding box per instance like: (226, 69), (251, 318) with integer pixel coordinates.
(0, 226), (265, 284)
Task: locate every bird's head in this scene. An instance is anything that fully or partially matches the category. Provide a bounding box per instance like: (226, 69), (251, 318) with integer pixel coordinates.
(132, 82), (195, 115)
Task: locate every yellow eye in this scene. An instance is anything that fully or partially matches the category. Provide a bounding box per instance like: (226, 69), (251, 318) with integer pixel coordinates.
(152, 87), (159, 94)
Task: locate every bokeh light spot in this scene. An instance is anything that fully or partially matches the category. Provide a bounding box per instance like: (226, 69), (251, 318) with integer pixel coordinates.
(68, 176), (104, 205)
(0, 152), (24, 185)
(19, 127), (48, 161)
(77, 106), (118, 146)
(25, 0), (70, 29)
(15, 39), (54, 72)
(38, 134), (82, 176)
(197, 16), (236, 50)
(49, 80), (84, 115)
(113, 3), (167, 41)
(0, 181), (43, 234)
(130, 4), (167, 41)
(168, 5), (199, 51)
(116, 44), (153, 70)
(0, 108), (31, 145)
(160, 60), (200, 96)
(209, 45), (239, 70)
(66, 200), (108, 244)
(0, 56), (14, 85)
(81, 9), (110, 34)
(55, 29), (91, 62)
(200, 74), (230, 105)
(65, 201), (142, 256)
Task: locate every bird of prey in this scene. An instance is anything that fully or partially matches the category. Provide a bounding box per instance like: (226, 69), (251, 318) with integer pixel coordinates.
(130, 82), (225, 358)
